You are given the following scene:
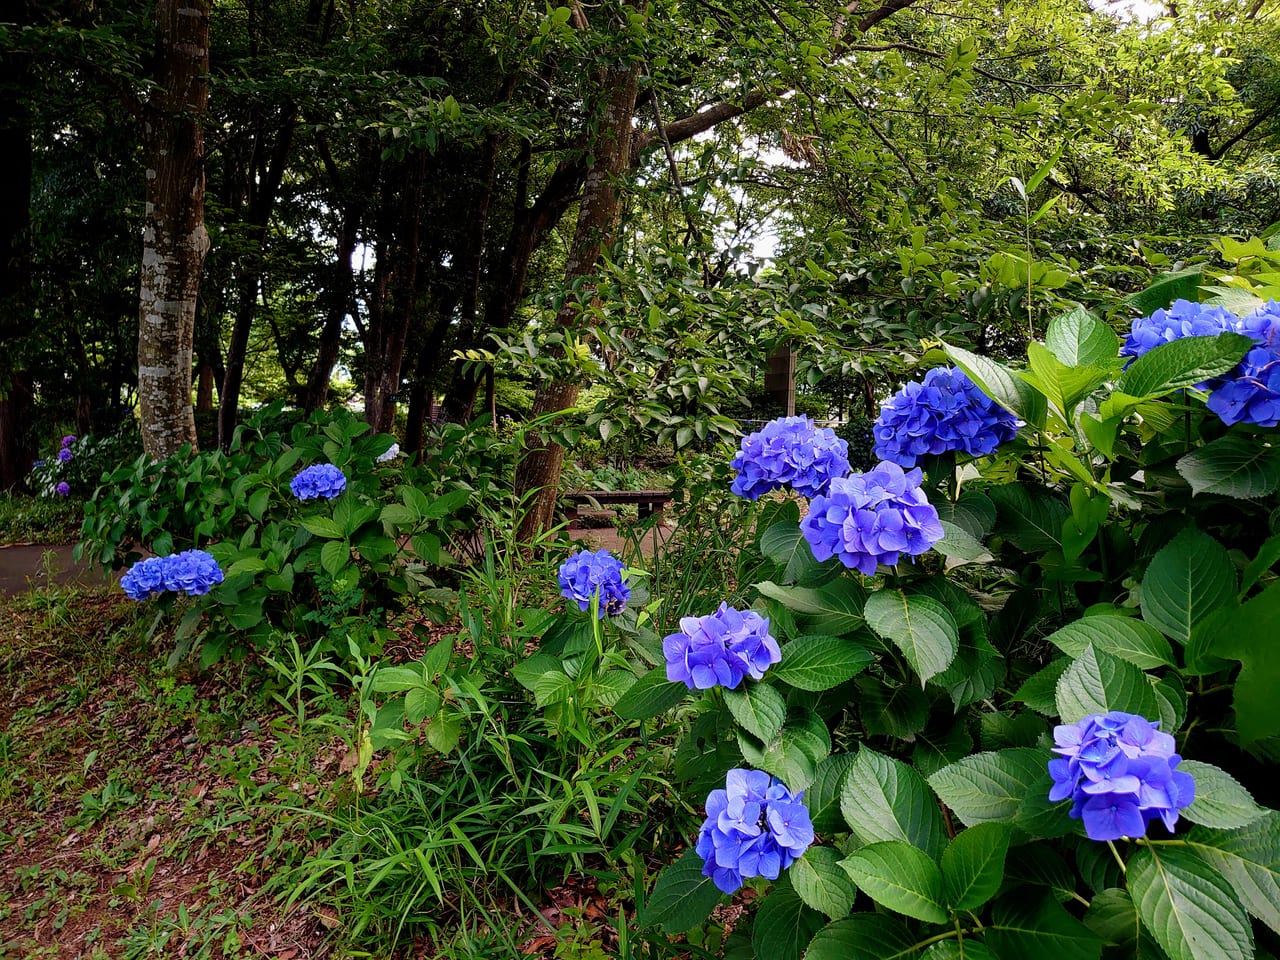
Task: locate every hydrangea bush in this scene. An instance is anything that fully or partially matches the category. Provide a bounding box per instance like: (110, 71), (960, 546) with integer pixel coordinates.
(629, 291), (1280, 960)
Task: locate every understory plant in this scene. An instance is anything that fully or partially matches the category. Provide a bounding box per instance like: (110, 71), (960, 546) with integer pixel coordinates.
(622, 282), (1280, 960)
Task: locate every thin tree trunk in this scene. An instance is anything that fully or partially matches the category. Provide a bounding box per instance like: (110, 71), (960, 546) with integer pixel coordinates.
(138, 0), (210, 459)
(304, 197), (360, 409)
(514, 15), (643, 541)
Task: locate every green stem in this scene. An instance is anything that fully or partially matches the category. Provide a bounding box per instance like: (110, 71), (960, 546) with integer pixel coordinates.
(1106, 839), (1127, 875)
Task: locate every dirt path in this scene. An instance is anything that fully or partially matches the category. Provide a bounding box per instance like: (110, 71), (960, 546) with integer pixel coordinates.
(0, 544), (113, 596)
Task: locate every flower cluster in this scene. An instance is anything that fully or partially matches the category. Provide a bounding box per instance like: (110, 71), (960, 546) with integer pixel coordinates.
(696, 769), (814, 894)
(55, 481), (70, 497)
(873, 367), (1020, 467)
(1049, 712), (1196, 841)
(730, 416), (850, 500)
(376, 442), (401, 464)
(1121, 299), (1238, 361)
(120, 549), (225, 601)
(664, 603), (780, 690)
(1206, 301), (1280, 427)
(290, 463), (347, 500)
(557, 548), (630, 617)
(800, 461), (944, 574)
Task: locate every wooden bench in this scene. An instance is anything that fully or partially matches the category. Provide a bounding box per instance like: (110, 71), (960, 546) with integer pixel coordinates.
(564, 489), (673, 520)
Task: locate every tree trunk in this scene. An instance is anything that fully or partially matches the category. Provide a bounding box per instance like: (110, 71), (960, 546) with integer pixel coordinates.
(514, 19), (642, 541)
(304, 196), (361, 410)
(138, 0), (210, 460)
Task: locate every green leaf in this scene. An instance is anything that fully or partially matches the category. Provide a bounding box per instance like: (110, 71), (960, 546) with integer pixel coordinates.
(724, 682), (787, 742)
(1124, 267), (1205, 315)
(863, 590), (959, 684)
(772, 634), (874, 691)
(1045, 306), (1121, 368)
(320, 539), (349, 577)
(944, 342), (1047, 428)
(1140, 527), (1236, 648)
(986, 893), (1104, 960)
(761, 520), (828, 585)
(841, 746), (946, 860)
(640, 847), (723, 933)
(756, 580), (866, 635)
(858, 676), (930, 739)
(1024, 342), (1111, 417)
(1043, 615), (1174, 669)
(840, 841), (948, 924)
(301, 516), (344, 539)
(791, 847), (857, 920)
(933, 520), (993, 567)
(1055, 645), (1160, 723)
(1118, 332), (1252, 400)
(935, 492), (996, 540)
(739, 710), (830, 790)
(1198, 583), (1280, 742)
(1014, 658), (1072, 715)
(1178, 760), (1266, 829)
(942, 822), (1011, 911)
(1186, 812), (1280, 935)
(921, 942), (997, 960)
(1128, 845), (1253, 960)
(1176, 435), (1280, 499)
(404, 685), (442, 724)
(371, 665), (424, 693)
(808, 753), (857, 833)
(988, 483), (1070, 552)
(1241, 533), (1280, 596)
(752, 874), (825, 960)
(612, 666), (687, 720)
(927, 748), (1070, 839)
(425, 708), (463, 753)
(1082, 888), (1164, 958)
(805, 915), (922, 960)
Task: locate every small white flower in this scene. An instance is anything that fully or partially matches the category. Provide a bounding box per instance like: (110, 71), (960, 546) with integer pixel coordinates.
(376, 443), (401, 463)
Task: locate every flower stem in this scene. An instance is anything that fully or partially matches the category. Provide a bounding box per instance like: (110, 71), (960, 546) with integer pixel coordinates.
(1106, 839), (1127, 875)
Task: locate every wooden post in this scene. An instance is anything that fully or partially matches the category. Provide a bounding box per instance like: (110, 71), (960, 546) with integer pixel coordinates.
(765, 342), (796, 417)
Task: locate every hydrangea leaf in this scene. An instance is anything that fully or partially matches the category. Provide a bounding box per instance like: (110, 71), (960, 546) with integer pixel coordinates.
(1179, 760), (1267, 830)
(755, 580), (867, 636)
(1128, 845), (1253, 960)
(1045, 305), (1121, 368)
(934, 491), (997, 540)
(772, 634), (874, 691)
(1123, 267), (1205, 315)
(1054, 645), (1160, 723)
(988, 482), (1070, 552)
(806, 753), (857, 833)
(639, 847), (723, 933)
(1044, 616), (1175, 669)
(760, 520), (831, 585)
(840, 840), (948, 924)
(612, 666), (687, 719)
(1117, 332), (1252, 400)
(723, 682), (787, 742)
(927, 748), (1071, 840)
(752, 874), (826, 960)
(941, 822), (1011, 912)
(863, 589), (959, 684)
(738, 709), (830, 790)
(1024, 341), (1112, 418)
(986, 892), (1104, 960)
(1013, 657), (1072, 715)
(791, 846), (857, 920)
(1176, 434), (1280, 499)
(920, 942), (997, 960)
(1140, 527), (1237, 663)
(804, 914), (923, 960)
(1185, 812), (1280, 935)
(857, 675), (930, 739)
(1195, 582), (1280, 742)
(841, 746), (947, 860)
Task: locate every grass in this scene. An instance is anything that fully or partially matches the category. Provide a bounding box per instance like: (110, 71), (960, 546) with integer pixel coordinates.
(0, 494), (85, 544)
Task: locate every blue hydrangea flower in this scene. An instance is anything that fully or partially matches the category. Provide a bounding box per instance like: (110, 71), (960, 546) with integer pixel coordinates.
(56, 448), (72, 463)
(730, 416), (850, 500)
(55, 482), (70, 497)
(1121, 299), (1237, 361)
(161, 549), (225, 596)
(120, 556), (170, 601)
(61, 435), (76, 448)
(695, 769), (814, 894)
(1206, 301), (1280, 427)
(290, 463), (347, 500)
(873, 367), (1020, 468)
(31, 459), (45, 469)
(664, 603), (780, 690)
(1049, 711), (1195, 841)
(800, 461), (944, 575)
(558, 548), (630, 617)
(376, 442), (401, 463)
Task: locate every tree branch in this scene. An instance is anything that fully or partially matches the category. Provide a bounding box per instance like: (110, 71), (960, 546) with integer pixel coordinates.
(1209, 101), (1280, 161)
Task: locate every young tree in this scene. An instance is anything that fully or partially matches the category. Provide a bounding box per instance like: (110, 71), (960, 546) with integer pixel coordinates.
(137, 0), (210, 458)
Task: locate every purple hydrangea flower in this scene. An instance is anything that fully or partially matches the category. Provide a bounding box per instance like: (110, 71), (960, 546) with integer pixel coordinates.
(873, 367), (1020, 468)
(55, 481), (70, 497)
(290, 463), (347, 500)
(800, 461), (944, 575)
(61, 435), (76, 449)
(56, 448), (72, 463)
(730, 416), (850, 500)
(161, 549), (225, 596)
(120, 556), (170, 601)
(1049, 711), (1195, 841)
(695, 769), (814, 894)
(663, 603), (780, 690)
(1121, 299), (1237, 361)
(558, 548), (630, 617)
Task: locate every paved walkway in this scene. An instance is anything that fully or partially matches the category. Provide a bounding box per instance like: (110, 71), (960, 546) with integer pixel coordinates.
(0, 544), (113, 595)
